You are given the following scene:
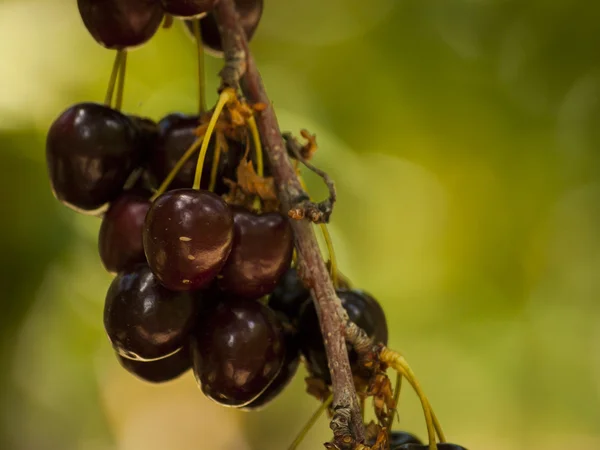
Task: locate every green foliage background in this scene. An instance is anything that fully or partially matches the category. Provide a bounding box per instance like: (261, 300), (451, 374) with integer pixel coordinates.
(0, 1), (599, 449)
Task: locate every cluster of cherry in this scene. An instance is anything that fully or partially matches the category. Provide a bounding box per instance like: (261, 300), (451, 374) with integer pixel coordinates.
(44, 1), (468, 449)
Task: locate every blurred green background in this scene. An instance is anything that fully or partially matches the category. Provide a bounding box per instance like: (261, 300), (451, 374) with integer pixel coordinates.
(1, 0), (599, 449)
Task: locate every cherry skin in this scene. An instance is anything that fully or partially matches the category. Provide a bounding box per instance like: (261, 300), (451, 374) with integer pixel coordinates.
(98, 192), (151, 274)
(394, 445), (467, 450)
(219, 208), (294, 300)
(129, 115), (159, 153)
(77, 0), (164, 49)
(161, 0), (217, 18)
(46, 103), (143, 213)
(143, 189), (234, 291)
(242, 325), (300, 410)
(147, 113), (243, 193)
(191, 299), (285, 407)
(268, 267), (310, 324)
(104, 264), (197, 361)
(385, 432), (423, 447)
(297, 289), (388, 383)
(116, 345), (191, 383)
(185, 0), (263, 56)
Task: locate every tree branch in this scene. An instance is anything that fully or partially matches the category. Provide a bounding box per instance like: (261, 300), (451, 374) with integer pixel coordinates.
(213, 0), (365, 443)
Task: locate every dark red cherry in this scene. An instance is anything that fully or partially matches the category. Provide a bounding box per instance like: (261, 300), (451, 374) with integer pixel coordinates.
(77, 0), (164, 49)
(104, 264), (197, 360)
(116, 345), (191, 383)
(161, 0), (217, 17)
(219, 209), (294, 300)
(147, 114), (243, 193)
(46, 102), (143, 213)
(268, 267), (310, 324)
(98, 192), (151, 273)
(143, 189), (234, 291)
(185, 0), (263, 56)
(129, 115), (159, 152)
(297, 289), (388, 383)
(394, 445), (467, 450)
(191, 299), (285, 407)
(242, 326), (300, 410)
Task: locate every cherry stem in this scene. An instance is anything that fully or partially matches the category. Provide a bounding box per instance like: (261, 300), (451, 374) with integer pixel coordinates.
(387, 372), (403, 431)
(298, 175), (339, 286)
(193, 20), (206, 114)
(380, 347), (446, 449)
(192, 88), (234, 190)
(104, 50), (123, 107)
(150, 134), (205, 201)
(208, 132), (223, 192)
(247, 115), (264, 177)
(287, 394), (334, 450)
(115, 50), (128, 111)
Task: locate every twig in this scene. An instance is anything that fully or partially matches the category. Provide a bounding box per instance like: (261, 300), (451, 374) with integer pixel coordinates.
(284, 132), (336, 224)
(212, 0), (365, 443)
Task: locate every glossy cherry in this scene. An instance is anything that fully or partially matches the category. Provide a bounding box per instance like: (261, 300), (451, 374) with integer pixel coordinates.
(185, 0), (264, 55)
(98, 192), (151, 273)
(116, 345), (192, 383)
(77, 0), (164, 49)
(394, 445), (467, 450)
(147, 113), (243, 193)
(298, 289), (388, 382)
(268, 267), (310, 324)
(191, 299), (285, 407)
(219, 208), (294, 300)
(143, 189), (234, 291)
(104, 264), (197, 360)
(242, 326), (300, 410)
(161, 0), (217, 17)
(46, 102), (143, 213)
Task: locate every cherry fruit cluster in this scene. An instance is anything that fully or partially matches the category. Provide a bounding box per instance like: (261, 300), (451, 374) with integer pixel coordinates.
(46, 0), (391, 412)
(47, 2), (470, 449)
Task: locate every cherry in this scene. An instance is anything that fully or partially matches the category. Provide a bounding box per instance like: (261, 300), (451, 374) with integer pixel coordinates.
(268, 267), (310, 324)
(161, 0), (217, 18)
(77, 0), (164, 49)
(98, 192), (150, 274)
(46, 102), (143, 213)
(297, 289), (388, 382)
(129, 115), (159, 152)
(147, 113), (243, 193)
(242, 326), (300, 410)
(219, 208), (294, 300)
(116, 345), (191, 383)
(185, 0), (264, 55)
(388, 432), (423, 447)
(143, 189), (234, 291)
(394, 445), (467, 450)
(191, 299), (285, 407)
(104, 264), (197, 360)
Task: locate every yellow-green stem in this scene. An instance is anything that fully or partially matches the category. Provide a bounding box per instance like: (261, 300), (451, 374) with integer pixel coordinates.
(288, 395), (334, 450)
(150, 135), (205, 202)
(208, 133), (223, 192)
(388, 372), (403, 431)
(192, 89), (234, 190)
(247, 114), (263, 177)
(114, 50), (128, 111)
(380, 347), (446, 450)
(104, 50), (123, 107)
